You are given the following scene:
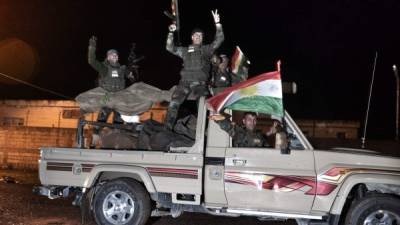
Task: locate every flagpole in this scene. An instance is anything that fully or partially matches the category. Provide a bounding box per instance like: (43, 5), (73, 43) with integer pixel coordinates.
(361, 51), (378, 149)
(276, 60), (284, 119)
(393, 64), (399, 141)
(278, 60), (290, 154)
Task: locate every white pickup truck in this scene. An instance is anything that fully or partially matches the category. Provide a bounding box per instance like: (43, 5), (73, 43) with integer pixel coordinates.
(35, 97), (400, 225)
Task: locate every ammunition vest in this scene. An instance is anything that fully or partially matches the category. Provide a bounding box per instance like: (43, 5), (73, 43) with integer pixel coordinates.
(99, 64), (126, 92)
(180, 45), (211, 82)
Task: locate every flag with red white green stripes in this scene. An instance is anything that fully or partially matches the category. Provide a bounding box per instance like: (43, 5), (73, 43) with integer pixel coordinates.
(231, 46), (250, 74)
(207, 62), (283, 118)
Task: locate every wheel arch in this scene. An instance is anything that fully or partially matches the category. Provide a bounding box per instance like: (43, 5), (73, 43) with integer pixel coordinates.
(330, 173), (400, 215)
(83, 165), (157, 193)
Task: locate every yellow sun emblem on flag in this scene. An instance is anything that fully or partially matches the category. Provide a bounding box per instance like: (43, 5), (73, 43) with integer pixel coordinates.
(239, 85), (258, 96)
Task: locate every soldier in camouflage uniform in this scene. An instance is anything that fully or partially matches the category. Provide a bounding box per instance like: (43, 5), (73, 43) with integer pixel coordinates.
(77, 36), (134, 124)
(210, 54), (232, 95)
(164, 9), (224, 129)
(76, 36), (173, 146)
(213, 112), (270, 148)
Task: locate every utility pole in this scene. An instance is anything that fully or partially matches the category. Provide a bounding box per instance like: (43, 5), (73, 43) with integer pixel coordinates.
(393, 64), (399, 141)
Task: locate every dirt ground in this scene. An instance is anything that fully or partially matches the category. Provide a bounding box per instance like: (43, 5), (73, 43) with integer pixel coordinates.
(0, 170), (296, 225)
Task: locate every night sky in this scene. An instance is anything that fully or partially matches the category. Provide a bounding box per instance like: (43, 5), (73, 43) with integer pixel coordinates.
(1, 0), (400, 138)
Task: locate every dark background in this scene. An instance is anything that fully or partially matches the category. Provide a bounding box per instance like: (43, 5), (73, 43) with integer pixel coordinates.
(1, 0), (399, 138)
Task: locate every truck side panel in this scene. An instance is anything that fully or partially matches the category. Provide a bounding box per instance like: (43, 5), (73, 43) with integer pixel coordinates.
(40, 148), (203, 195)
(312, 150), (400, 212)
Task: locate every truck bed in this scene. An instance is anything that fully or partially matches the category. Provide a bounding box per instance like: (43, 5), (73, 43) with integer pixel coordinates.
(39, 147), (203, 195)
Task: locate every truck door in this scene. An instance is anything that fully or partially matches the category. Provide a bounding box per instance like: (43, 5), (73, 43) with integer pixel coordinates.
(223, 116), (316, 214)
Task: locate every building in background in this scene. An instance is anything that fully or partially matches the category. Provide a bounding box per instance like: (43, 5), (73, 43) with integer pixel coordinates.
(0, 100), (360, 170)
(0, 100), (167, 170)
(296, 120), (360, 139)
(0, 100), (167, 128)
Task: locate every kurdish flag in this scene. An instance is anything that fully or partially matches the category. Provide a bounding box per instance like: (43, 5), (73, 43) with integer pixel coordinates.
(207, 66), (283, 118)
(231, 46), (250, 74)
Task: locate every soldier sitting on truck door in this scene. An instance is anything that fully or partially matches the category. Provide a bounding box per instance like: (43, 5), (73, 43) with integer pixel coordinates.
(211, 112), (288, 148)
(210, 112), (270, 148)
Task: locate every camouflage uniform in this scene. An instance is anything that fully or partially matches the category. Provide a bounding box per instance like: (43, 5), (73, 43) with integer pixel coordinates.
(76, 82), (173, 116)
(76, 43), (173, 118)
(231, 66), (249, 85)
(165, 24), (224, 129)
(210, 68), (232, 95)
(216, 118), (269, 148)
(87, 46), (130, 92)
(212, 69), (231, 88)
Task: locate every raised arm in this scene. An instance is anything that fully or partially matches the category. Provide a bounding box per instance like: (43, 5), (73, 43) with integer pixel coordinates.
(166, 24), (183, 58)
(210, 113), (237, 137)
(88, 36), (103, 72)
(210, 9), (224, 51)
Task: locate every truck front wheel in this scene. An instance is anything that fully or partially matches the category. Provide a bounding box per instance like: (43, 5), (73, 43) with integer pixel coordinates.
(93, 179), (151, 225)
(345, 194), (400, 225)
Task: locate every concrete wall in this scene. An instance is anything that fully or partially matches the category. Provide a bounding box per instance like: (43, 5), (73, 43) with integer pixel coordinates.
(0, 100), (167, 128)
(0, 100), (167, 169)
(296, 119), (360, 139)
(0, 126), (76, 170)
(0, 100), (86, 128)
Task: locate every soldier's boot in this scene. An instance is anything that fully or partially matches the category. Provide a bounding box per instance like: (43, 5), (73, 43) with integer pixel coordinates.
(164, 102), (179, 130)
(91, 108), (112, 148)
(97, 107), (112, 123)
(112, 111), (124, 125)
(76, 109), (88, 148)
(77, 117), (87, 148)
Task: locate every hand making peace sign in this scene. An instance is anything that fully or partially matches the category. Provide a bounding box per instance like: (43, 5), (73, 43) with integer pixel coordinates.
(211, 9), (221, 24)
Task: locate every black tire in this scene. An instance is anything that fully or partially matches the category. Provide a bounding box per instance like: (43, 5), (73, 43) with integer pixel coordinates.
(93, 178), (151, 225)
(345, 194), (400, 225)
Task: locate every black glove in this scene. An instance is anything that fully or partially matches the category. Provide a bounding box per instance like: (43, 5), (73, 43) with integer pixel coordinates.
(89, 36), (97, 48)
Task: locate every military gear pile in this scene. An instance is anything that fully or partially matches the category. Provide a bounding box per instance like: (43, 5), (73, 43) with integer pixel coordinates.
(138, 115), (197, 150)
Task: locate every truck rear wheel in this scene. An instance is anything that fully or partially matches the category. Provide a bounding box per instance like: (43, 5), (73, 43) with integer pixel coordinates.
(93, 179), (151, 225)
(345, 194), (400, 225)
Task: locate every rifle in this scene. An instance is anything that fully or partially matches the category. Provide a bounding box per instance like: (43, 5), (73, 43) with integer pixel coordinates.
(127, 43), (144, 82)
(164, 0), (181, 45)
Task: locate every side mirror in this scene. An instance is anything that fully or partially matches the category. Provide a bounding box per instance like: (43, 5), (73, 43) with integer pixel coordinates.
(281, 147), (291, 155)
(287, 133), (296, 140)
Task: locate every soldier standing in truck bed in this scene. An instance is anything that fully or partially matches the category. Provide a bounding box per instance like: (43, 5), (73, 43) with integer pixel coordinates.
(164, 9), (224, 130)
